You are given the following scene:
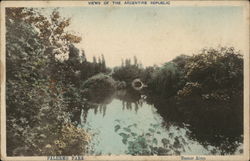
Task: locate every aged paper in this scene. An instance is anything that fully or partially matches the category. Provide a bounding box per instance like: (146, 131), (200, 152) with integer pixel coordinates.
(0, 1), (249, 161)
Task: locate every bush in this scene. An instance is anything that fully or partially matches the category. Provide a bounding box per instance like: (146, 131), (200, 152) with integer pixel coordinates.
(81, 74), (116, 102)
(43, 123), (90, 155)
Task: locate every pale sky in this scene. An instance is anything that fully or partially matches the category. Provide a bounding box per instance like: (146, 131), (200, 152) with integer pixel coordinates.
(52, 6), (248, 67)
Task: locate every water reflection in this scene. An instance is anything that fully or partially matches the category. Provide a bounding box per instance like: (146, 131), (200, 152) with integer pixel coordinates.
(116, 89), (143, 113)
(145, 94), (243, 155)
(76, 90), (243, 155)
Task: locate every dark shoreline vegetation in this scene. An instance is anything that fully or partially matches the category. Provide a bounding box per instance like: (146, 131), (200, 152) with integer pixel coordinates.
(6, 8), (243, 156)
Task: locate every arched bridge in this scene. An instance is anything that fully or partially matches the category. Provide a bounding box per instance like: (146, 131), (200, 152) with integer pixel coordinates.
(131, 79), (147, 91)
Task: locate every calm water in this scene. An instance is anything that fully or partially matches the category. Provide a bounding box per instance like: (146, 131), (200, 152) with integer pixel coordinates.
(77, 90), (243, 155)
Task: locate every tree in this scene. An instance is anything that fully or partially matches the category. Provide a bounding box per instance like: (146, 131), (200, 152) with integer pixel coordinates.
(125, 58), (131, 67)
(68, 44), (80, 62)
(81, 50), (87, 62)
(6, 8), (89, 156)
(98, 56), (101, 64)
(6, 8), (81, 62)
(93, 56), (97, 64)
(121, 59), (124, 67)
(172, 54), (190, 69)
(147, 62), (185, 97)
(178, 47), (243, 101)
(101, 54), (106, 72)
(133, 56), (138, 66)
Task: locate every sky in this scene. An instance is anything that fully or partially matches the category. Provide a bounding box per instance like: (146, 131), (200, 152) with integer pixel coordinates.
(50, 6), (248, 67)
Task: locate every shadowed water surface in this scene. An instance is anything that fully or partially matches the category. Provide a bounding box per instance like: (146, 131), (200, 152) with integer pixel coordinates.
(77, 90), (243, 155)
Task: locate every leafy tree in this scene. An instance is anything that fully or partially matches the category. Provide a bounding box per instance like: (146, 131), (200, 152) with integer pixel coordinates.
(81, 74), (116, 103)
(112, 65), (143, 86)
(68, 44), (81, 63)
(172, 54), (190, 70)
(178, 47), (243, 101)
(6, 8), (89, 156)
(147, 62), (185, 97)
(6, 8), (81, 61)
(140, 66), (157, 86)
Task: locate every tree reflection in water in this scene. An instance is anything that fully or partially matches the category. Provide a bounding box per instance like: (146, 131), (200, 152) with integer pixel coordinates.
(116, 89), (143, 113)
(76, 89), (242, 155)
(145, 94), (243, 155)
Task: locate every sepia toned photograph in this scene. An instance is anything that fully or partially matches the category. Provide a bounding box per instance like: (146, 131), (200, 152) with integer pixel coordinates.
(0, 1), (249, 161)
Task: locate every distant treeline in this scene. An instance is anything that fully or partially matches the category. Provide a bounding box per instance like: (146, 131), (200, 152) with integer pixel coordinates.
(112, 48), (243, 101)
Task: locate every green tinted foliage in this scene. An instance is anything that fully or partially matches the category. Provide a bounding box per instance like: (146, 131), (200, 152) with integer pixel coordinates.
(178, 47), (243, 101)
(43, 124), (91, 155)
(6, 8), (90, 156)
(112, 65), (143, 85)
(147, 62), (185, 97)
(81, 74), (116, 103)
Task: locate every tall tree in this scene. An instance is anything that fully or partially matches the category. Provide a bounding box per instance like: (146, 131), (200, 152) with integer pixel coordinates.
(133, 56), (138, 67)
(93, 56), (97, 64)
(121, 59), (124, 67)
(81, 50), (87, 62)
(101, 54), (106, 72)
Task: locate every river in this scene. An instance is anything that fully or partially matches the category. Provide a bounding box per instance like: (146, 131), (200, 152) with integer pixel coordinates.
(76, 90), (243, 155)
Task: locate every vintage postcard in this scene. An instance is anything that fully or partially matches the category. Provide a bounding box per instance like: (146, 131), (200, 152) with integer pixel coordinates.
(0, 1), (249, 161)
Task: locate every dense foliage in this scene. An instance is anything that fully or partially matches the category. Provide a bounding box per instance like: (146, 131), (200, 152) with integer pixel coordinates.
(146, 62), (185, 97)
(81, 74), (116, 103)
(178, 47), (243, 101)
(5, 8), (94, 156)
(112, 56), (143, 88)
